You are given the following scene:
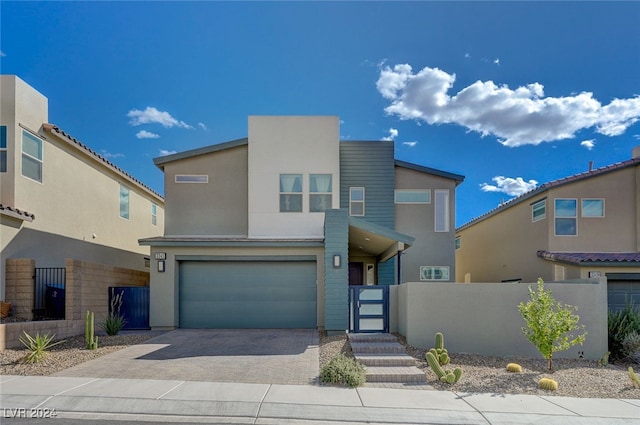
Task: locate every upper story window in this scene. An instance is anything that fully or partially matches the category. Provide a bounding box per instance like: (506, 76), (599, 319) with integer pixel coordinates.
(309, 174), (332, 212)
(349, 187), (365, 216)
(420, 266), (450, 281)
(395, 189), (431, 204)
(175, 174), (208, 183)
(532, 198), (546, 222)
(434, 189), (449, 232)
(151, 203), (157, 225)
(582, 199), (604, 217)
(119, 185), (130, 219)
(455, 237), (461, 250)
(0, 126), (7, 173)
(555, 198), (577, 236)
(280, 174), (302, 212)
(22, 130), (43, 182)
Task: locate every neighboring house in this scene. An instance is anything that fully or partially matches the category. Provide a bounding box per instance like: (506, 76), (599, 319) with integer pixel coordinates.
(140, 116), (464, 332)
(0, 75), (165, 300)
(455, 148), (640, 310)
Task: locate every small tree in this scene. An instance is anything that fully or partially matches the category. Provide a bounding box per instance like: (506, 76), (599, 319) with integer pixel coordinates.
(518, 278), (587, 370)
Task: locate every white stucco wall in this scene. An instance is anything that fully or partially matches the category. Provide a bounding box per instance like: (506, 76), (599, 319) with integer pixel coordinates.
(247, 116), (340, 238)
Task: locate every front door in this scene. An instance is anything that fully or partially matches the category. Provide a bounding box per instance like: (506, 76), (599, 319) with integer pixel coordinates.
(349, 262), (364, 286)
(348, 285), (389, 333)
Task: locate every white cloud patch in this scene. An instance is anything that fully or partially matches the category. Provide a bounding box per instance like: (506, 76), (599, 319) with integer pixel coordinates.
(480, 176), (538, 197)
(197, 122), (208, 131)
(159, 149), (177, 156)
(136, 130), (160, 139)
(581, 139), (595, 150)
(382, 127), (399, 141)
(100, 149), (125, 159)
(127, 107), (193, 129)
(376, 64), (640, 147)
(403, 141), (418, 147)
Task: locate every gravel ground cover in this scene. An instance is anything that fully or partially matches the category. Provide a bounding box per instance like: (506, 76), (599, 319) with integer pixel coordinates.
(3, 329), (640, 399)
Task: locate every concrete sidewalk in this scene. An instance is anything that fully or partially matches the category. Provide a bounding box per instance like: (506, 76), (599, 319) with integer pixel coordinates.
(2, 375), (639, 424)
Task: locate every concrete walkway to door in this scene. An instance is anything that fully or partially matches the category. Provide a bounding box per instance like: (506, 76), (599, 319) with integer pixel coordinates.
(53, 329), (319, 385)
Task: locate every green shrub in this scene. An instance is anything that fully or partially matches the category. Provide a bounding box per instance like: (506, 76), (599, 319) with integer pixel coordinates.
(622, 331), (640, 363)
(101, 313), (127, 336)
(320, 354), (366, 387)
(19, 331), (65, 363)
(608, 300), (640, 360)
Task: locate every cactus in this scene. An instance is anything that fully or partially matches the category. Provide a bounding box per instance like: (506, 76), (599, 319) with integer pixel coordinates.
(426, 347), (462, 384)
(598, 351), (610, 367)
(506, 363), (523, 373)
(429, 332), (450, 366)
(630, 367), (640, 389)
(538, 378), (558, 391)
(85, 310), (98, 350)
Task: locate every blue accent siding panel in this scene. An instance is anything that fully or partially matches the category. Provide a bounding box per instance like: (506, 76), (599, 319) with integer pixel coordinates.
(340, 141), (396, 228)
(378, 258), (396, 286)
(109, 287), (150, 330)
(324, 209), (349, 331)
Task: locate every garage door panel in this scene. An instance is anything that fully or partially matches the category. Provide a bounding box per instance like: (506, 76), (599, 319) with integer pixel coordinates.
(179, 261), (317, 328)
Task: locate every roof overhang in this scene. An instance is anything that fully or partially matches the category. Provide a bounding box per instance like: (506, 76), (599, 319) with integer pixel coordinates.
(139, 236), (324, 248)
(537, 250), (640, 267)
(348, 217), (414, 262)
(0, 204), (35, 222)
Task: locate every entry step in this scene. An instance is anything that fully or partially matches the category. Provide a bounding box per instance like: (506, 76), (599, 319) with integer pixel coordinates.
(348, 333), (398, 343)
(350, 342), (406, 354)
(363, 366), (427, 383)
(356, 354), (417, 367)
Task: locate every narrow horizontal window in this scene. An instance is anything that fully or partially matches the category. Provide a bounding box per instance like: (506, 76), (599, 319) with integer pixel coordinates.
(582, 199), (604, 217)
(420, 266), (450, 281)
(175, 174), (208, 183)
(395, 189), (431, 204)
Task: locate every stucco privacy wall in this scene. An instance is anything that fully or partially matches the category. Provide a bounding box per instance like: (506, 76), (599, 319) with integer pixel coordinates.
(1, 258), (149, 350)
(397, 279), (607, 360)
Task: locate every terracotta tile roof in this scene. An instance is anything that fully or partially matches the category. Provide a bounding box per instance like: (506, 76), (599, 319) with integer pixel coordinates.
(457, 156), (640, 231)
(0, 204), (35, 221)
(42, 124), (164, 202)
(537, 250), (640, 265)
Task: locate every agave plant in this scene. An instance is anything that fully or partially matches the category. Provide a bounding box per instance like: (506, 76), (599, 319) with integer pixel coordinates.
(19, 331), (65, 363)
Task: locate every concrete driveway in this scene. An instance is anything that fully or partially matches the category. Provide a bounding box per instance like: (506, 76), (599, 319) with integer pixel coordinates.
(53, 329), (319, 385)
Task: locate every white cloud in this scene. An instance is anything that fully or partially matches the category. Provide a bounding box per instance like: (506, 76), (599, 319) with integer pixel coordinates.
(197, 122), (207, 131)
(159, 149), (177, 156)
(100, 149), (125, 159)
(376, 64), (640, 147)
(403, 141), (418, 147)
(127, 107), (193, 129)
(464, 53), (471, 59)
(493, 58), (500, 65)
(581, 139), (595, 150)
(480, 176), (538, 197)
(382, 127), (399, 141)
(136, 130), (160, 139)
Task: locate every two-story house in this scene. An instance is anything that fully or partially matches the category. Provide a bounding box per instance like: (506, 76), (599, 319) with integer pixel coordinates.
(140, 116), (463, 333)
(455, 149), (640, 311)
(0, 75), (165, 301)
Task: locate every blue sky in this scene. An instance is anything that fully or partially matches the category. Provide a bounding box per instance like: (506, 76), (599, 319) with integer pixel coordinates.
(2, 1), (639, 227)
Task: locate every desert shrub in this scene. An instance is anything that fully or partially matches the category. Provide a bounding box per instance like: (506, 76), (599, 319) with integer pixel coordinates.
(608, 300), (640, 360)
(101, 313), (127, 336)
(320, 354), (366, 387)
(622, 331), (640, 364)
(19, 331), (65, 363)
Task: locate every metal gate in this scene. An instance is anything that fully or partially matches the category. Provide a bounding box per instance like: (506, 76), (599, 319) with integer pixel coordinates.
(33, 267), (66, 321)
(349, 285), (389, 333)
(109, 287), (150, 330)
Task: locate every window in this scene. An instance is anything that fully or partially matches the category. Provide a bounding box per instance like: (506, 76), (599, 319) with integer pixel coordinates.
(119, 185), (130, 219)
(582, 199), (604, 217)
(420, 266), (450, 281)
(151, 203), (157, 225)
(175, 174), (208, 183)
(309, 174), (332, 212)
(349, 187), (365, 216)
(555, 198), (577, 236)
(532, 199), (546, 222)
(22, 130), (43, 182)
(434, 189), (449, 232)
(455, 237), (461, 250)
(280, 174), (302, 212)
(0, 126), (6, 173)
(395, 189), (431, 204)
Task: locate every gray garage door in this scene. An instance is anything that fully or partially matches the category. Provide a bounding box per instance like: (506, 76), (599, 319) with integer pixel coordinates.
(179, 260), (317, 328)
(607, 273), (640, 312)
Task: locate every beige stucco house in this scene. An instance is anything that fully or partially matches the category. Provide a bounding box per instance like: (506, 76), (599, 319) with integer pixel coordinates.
(455, 148), (640, 310)
(140, 116), (464, 332)
(0, 75), (165, 301)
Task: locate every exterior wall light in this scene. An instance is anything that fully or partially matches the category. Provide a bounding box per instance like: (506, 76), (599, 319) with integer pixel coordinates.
(157, 260), (165, 273)
(333, 254), (341, 268)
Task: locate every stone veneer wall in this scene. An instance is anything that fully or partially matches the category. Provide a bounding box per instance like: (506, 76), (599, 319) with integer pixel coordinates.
(1, 258), (149, 350)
